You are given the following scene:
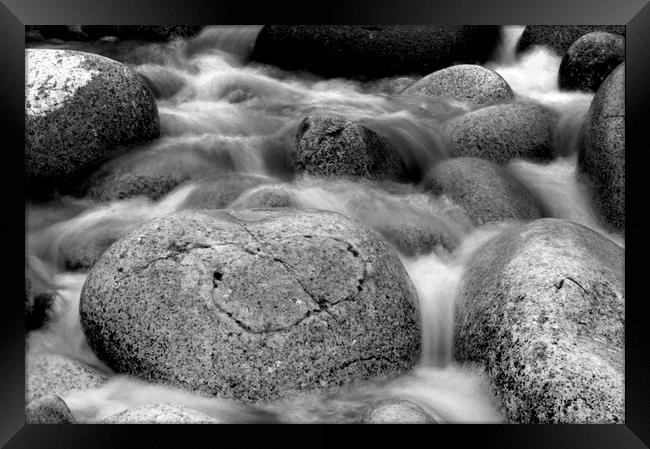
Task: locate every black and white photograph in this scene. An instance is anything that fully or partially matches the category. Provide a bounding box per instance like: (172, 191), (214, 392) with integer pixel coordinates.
(22, 22), (627, 427)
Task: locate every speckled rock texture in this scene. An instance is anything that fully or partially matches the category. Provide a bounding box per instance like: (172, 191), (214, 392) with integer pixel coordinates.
(295, 114), (407, 181)
(422, 158), (542, 226)
(559, 32), (625, 93)
(81, 26), (203, 42)
(26, 49), (159, 196)
(402, 64), (513, 106)
(577, 64), (624, 233)
(253, 26), (501, 79)
(26, 394), (77, 424)
(102, 403), (221, 424)
(516, 25), (625, 56)
(230, 185), (299, 209)
(455, 218), (624, 423)
(80, 209), (421, 403)
(361, 398), (436, 424)
(181, 174), (277, 210)
(26, 353), (109, 403)
(446, 102), (556, 164)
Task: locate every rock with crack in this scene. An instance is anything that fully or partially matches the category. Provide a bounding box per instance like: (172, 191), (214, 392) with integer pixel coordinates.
(80, 209), (421, 402)
(455, 218), (624, 423)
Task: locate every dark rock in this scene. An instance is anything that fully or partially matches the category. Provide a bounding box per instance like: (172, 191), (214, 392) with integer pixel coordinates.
(102, 403), (221, 424)
(577, 63), (624, 233)
(26, 394), (76, 424)
(446, 102), (556, 164)
(422, 157), (542, 226)
(80, 209), (420, 402)
(82, 26), (203, 42)
(230, 185), (299, 209)
(517, 25), (625, 56)
(402, 64), (513, 106)
(253, 25), (501, 79)
(181, 174), (277, 210)
(26, 49), (159, 197)
(361, 398), (436, 424)
(295, 113), (407, 181)
(455, 219), (624, 423)
(26, 353), (109, 403)
(559, 32), (625, 93)
(25, 30), (44, 43)
(40, 25), (90, 41)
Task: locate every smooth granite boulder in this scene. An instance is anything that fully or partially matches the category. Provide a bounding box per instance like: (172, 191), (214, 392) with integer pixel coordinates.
(516, 25), (625, 56)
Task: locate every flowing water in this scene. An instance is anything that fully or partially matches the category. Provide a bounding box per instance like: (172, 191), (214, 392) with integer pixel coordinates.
(25, 25), (623, 423)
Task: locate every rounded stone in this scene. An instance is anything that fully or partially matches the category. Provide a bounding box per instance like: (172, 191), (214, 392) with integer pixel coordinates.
(26, 49), (159, 196)
(446, 102), (556, 164)
(253, 25), (501, 79)
(422, 157), (542, 226)
(516, 25), (625, 56)
(559, 32), (625, 93)
(102, 403), (221, 424)
(26, 353), (109, 403)
(26, 394), (76, 424)
(181, 174), (277, 210)
(80, 209), (421, 402)
(295, 113), (407, 181)
(229, 185), (299, 209)
(361, 398), (436, 424)
(402, 64), (513, 106)
(455, 218), (624, 423)
(577, 63), (624, 233)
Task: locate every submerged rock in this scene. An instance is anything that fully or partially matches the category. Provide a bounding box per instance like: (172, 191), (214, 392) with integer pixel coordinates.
(295, 113), (407, 181)
(446, 102), (556, 164)
(577, 63), (624, 233)
(80, 209), (421, 402)
(253, 26), (501, 79)
(26, 394), (77, 424)
(516, 25), (625, 56)
(559, 32), (625, 93)
(26, 353), (109, 403)
(361, 398), (436, 424)
(422, 157), (541, 226)
(402, 64), (513, 106)
(25, 49), (159, 197)
(455, 219), (624, 423)
(181, 174), (277, 210)
(102, 403), (221, 424)
(229, 185), (299, 209)
(81, 26), (203, 42)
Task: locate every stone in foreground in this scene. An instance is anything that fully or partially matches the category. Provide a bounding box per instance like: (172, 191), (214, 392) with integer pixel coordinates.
(81, 209), (421, 402)
(26, 394), (77, 424)
(361, 398), (436, 424)
(455, 219), (624, 423)
(102, 403), (221, 424)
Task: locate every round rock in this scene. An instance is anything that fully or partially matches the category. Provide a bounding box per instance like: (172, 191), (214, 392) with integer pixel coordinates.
(446, 102), (556, 164)
(80, 209), (421, 402)
(455, 218), (624, 423)
(181, 174), (277, 210)
(102, 403), (221, 424)
(577, 63), (624, 233)
(26, 49), (159, 196)
(361, 398), (436, 424)
(229, 185), (299, 209)
(26, 394), (77, 424)
(516, 25), (625, 56)
(295, 113), (407, 181)
(559, 32), (625, 93)
(422, 157), (542, 226)
(402, 64), (513, 106)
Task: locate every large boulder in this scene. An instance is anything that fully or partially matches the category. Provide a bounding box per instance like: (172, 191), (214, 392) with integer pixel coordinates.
(102, 403), (221, 424)
(577, 63), (624, 233)
(361, 398), (436, 424)
(80, 209), (421, 402)
(26, 353), (109, 403)
(402, 64), (513, 107)
(26, 394), (77, 424)
(559, 32), (625, 93)
(516, 25), (625, 56)
(253, 26), (501, 79)
(455, 219), (624, 423)
(446, 102), (556, 164)
(295, 113), (407, 181)
(422, 157), (542, 226)
(26, 49), (159, 197)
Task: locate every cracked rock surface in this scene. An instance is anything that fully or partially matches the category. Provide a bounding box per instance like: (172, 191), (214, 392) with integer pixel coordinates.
(80, 209), (421, 402)
(455, 218), (624, 423)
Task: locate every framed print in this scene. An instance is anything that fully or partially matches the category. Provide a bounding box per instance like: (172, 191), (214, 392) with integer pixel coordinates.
(2, 0), (650, 447)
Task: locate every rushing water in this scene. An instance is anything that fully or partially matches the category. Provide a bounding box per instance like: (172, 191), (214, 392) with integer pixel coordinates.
(25, 25), (623, 423)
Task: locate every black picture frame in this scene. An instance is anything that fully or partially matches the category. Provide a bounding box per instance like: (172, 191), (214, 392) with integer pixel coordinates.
(2, 0), (649, 447)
